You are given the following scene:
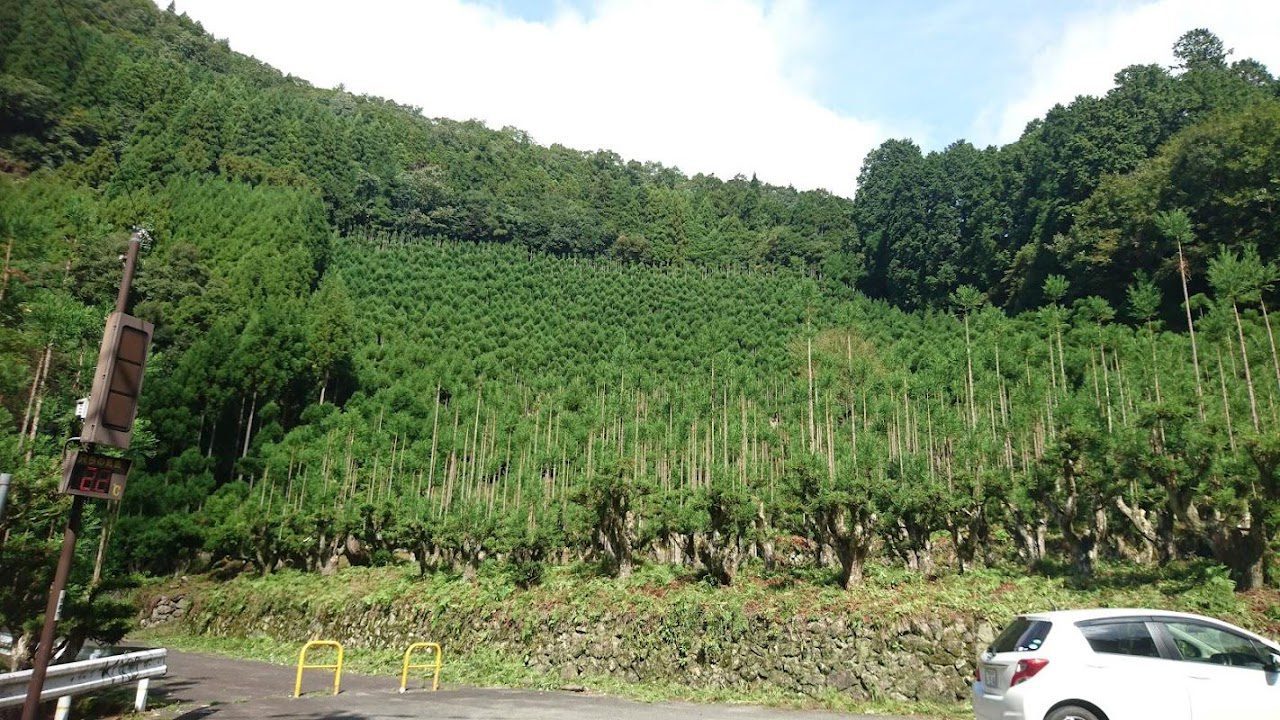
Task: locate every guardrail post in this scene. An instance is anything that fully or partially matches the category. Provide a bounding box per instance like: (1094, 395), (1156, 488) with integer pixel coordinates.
(53, 696), (70, 720)
(399, 642), (443, 693)
(134, 678), (150, 712)
(294, 641), (344, 697)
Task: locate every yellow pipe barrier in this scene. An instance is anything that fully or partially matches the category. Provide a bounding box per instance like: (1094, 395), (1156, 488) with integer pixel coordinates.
(399, 642), (443, 693)
(294, 640), (344, 697)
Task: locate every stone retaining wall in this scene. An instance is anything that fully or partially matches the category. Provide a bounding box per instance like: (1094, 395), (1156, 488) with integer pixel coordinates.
(145, 580), (995, 702)
(140, 592), (190, 628)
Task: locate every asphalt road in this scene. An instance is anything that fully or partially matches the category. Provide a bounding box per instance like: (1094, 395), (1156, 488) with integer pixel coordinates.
(148, 650), (916, 720)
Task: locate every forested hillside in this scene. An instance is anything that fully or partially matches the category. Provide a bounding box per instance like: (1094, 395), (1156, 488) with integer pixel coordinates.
(853, 30), (1280, 311)
(3, 0), (1280, 669)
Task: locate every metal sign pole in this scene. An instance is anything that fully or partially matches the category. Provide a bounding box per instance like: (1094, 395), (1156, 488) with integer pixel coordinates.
(19, 497), (83, 720)
(22, 234), (142, 720)
(114, 236), (139, 316)
(0, 472), (11, 552)
(0, 473), (11, 524)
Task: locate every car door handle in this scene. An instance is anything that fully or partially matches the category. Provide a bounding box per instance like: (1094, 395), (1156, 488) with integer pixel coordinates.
(1188, 674), (1210, 680)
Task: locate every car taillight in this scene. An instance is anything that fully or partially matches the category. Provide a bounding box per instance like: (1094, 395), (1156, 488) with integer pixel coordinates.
(975, 665), (982, 682)
(1010, 658), (1048, 686)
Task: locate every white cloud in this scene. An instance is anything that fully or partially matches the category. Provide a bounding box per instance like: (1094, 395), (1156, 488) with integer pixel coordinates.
(162, 0), (885, 197)
(980, 0), (1280, 145)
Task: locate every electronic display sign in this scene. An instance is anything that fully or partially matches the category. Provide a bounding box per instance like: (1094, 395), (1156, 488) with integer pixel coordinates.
(60, 449), (130, 500)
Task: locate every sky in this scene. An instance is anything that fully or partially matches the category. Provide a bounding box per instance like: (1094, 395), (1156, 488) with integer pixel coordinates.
(161, 0), (1280, 198)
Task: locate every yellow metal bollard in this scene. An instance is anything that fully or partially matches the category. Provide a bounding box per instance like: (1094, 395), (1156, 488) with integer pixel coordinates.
(399, 642), (443, 693)
(294, 640), (344, 697)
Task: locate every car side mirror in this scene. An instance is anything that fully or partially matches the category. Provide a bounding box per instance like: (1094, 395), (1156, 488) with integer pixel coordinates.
(1267, 653), (1280, 673)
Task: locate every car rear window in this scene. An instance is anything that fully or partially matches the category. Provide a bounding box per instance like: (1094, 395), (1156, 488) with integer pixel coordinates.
(1079, 621), (1160, 658)
(990, 618), (1053, 653)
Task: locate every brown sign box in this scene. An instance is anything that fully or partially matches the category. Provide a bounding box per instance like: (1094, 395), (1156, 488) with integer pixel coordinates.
(81, 312), (153, 450)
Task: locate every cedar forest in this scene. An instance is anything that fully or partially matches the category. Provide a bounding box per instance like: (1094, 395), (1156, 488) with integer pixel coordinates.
(3, 0), (1280, 668)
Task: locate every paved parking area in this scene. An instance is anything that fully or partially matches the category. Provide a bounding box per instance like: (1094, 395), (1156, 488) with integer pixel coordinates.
(148, 651), (914, 720)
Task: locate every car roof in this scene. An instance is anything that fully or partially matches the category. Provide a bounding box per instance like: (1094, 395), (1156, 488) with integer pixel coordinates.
(1013, 607), (1274, 640)
(1016, 608), (1278, 646)
(1020, 608), (1222, 624)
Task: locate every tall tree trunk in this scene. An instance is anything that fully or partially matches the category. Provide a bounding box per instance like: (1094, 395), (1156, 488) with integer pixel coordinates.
(233, 395), (246, 458)
(1047, 336), (1058, 396)
(1007, 505), (1047, 568)
(236, 390), (258, 483)
(1212, 508), (1268, 590)
(754, 500), (775, 568)
(0, 236), (12, 303)
(427, 383), (441, 497)
(1147, 322), (1163, 405)
(1055, 319), (1067, 393)
(1179, 242), (1205, 419)
(827, 506), (874, 590)
(1100, 346), (1114, 433)
(835, 534), (869, 589)
(92, 500), (121, 584)
(24, 343), (53, 463)
(19, 342), (51, 447)
(1231, 302), (1261, 432)
(1217, 349), (1236, 451)
(241, 390), (258, 459)
(964, 313), (976, 429)
(1262, 300), (1280, 397)
(1068, 523), (1099, 578)
(806, 337), (816, 451)
(1114, 496), (1158, 564)
(1157, 503), (1177, 564)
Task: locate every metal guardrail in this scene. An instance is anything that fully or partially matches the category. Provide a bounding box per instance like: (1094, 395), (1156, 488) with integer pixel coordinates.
(399, 642), (443, 693)
(0, 648), (166, 710)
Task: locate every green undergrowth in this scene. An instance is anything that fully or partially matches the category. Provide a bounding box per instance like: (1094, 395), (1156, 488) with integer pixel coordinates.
(132, 560), (1280, 720)
(140, 559), (1279, 634)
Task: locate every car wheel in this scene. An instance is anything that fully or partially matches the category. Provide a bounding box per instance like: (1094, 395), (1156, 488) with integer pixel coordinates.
(1046, 706), (1101, 720)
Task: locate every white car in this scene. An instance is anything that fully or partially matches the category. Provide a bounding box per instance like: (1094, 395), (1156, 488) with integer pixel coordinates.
(972, 608), (1280, 720)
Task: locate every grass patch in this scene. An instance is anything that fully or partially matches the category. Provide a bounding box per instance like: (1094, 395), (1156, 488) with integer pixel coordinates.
(148, 558), (1276, 632)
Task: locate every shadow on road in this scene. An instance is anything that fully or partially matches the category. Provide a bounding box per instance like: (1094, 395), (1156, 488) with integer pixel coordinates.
(174, 701), (419, 720)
